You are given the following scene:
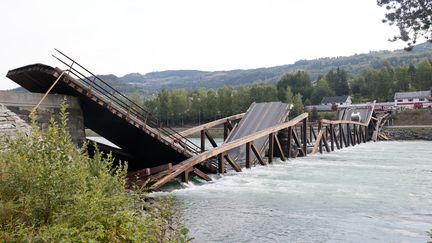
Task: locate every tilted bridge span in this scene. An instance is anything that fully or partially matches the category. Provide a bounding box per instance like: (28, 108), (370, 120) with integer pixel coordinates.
(6, 50), (389, 190)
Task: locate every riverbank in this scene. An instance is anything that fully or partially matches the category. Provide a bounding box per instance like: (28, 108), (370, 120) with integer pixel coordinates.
(383, 126), (432, 140)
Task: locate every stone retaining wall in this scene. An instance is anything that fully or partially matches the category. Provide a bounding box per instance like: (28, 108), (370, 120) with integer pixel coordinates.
(0, 104), (30, 140)
(0, 91), (85, 145)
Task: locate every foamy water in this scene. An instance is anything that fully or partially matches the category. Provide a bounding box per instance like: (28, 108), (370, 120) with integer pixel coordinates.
(166, 141), (432, 242)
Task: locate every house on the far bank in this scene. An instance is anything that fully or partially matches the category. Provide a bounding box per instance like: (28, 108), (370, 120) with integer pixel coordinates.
(305, 95), (352, 112)
(394, 89), (432, 108)
(321, 95), (352, 106)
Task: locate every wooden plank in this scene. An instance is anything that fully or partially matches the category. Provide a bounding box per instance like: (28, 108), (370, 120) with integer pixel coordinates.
(333, 127), (340, 149)
(318, 122), (323, 154)
(311, 129), (324, 154)
(178, 113), (245, 137)
(251, 142), (266, 166)
(205, 130), (218, 148)
(341, 125), (347, 147)
(292, 130), (305, 156)
(321, 131), (331, 152)
(150, 113), (308, 189)
(302, 118), (307, 156)
(329, 124), (334, 151)
(287, 127), (292, 158)
(274, 134), (286, 161)
(321, 119), (367, 126)
(364, 126), (368, 142)
(311, 124), (317, 140)
(200, 130), (205, 152)
(127, 163), (172, 178)
(309, 124), (313, 143)
(218, 153), (224, 174)
(192, 168), (212, 181)
(224, 154), (242, 172)
(182, 168), (192, 183)
(245, 142), (251, 168)
(223, 123), (229, 140)
(346, 124), (351, 147)
(268, 133), (274, 163)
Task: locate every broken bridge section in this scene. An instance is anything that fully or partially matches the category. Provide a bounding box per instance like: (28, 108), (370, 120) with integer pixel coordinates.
(225, 102), (291, 166)
(6, 52), (201, 171)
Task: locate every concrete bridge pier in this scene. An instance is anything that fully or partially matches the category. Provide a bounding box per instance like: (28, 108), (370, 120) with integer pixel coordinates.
(0, 91), (85, 146)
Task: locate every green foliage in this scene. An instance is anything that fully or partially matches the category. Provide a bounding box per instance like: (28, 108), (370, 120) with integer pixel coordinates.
(310, 107), (319, 121)
(277, 71), (312, 101)
(378, 0), (432, 49)
(290, 93), (304, 118)
(325, 68), (350, 96)
(139, 57), (432, 125)
(311, 78), (335, 104)
(415, 58), (432, 89)
(149, 83), (279, 125)
(0, 104), (191, 242)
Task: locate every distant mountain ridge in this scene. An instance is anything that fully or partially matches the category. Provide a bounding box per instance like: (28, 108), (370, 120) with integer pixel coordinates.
(13, 42), (432, 95)
(98, 42), (432, 96)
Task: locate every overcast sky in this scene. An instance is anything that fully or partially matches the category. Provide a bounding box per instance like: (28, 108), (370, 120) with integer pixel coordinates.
(0, 0), (404, 90)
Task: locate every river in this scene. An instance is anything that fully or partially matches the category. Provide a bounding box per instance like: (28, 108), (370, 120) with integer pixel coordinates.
(164, 141), (432, 242)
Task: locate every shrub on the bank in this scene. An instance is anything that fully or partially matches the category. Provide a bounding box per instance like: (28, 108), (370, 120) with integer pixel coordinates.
(0, 104), (191, 242)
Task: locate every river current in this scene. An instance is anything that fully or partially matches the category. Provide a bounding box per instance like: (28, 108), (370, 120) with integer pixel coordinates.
(166, 141), (432, 242)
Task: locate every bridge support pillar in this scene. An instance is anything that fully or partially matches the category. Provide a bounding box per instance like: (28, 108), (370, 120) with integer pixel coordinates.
(268, 133), (274, 163)
(245, 142), (251, 168)
(302, 118), (307, 156)
(218, 153), (225, 174)
(330, 124), (334, 151)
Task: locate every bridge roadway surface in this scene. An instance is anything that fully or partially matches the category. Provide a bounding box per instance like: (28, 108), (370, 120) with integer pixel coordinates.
(225, 102), (290, 165)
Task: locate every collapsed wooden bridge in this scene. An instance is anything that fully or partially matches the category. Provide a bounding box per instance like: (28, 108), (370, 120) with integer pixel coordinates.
(6, 50), (390, 190)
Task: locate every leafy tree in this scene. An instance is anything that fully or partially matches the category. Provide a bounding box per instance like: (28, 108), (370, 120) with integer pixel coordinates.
(325, 67), (350, 95)
(310, 107), (319, 121)
(232, 85), (250, 114)
(157, 89), (171, 125)
(408, 63), (417, 89)
(284, 86), (294, 104)
(249, 83), (278, 103)
(415, 58), (432, 89)
(311, 78), (335, 104)
(277, 71), (312, 101)
(378, 0), (432, 49)
(217, 86), (234, 117)
(204, 89), (218, 121)
(290, 93), (304, 117)
(394, 65), (410, 91)
(169, 89), (189, 125)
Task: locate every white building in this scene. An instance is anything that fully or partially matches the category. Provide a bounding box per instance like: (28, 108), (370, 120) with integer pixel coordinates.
(394, 90), (432, 108)
(320, 95), (352, 106)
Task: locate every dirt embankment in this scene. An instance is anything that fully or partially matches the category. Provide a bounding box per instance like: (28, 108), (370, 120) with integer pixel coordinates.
(384, 109), (432, 140)
(390, 109), (432, 126)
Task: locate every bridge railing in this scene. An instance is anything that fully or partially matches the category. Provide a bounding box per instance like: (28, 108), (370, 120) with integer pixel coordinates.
(52, 49), (202, 155)
(310, 119), (369, 154)
(150, 113), (309, 189)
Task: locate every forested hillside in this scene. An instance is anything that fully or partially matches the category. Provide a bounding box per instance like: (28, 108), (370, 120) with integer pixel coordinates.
(99, 42), (432, 96)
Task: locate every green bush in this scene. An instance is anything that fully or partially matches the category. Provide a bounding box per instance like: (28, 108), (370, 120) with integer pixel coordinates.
(0, 104), (191, 242)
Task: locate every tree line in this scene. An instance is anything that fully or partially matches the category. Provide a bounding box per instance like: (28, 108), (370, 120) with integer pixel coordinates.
(128, 58), (432, 126)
